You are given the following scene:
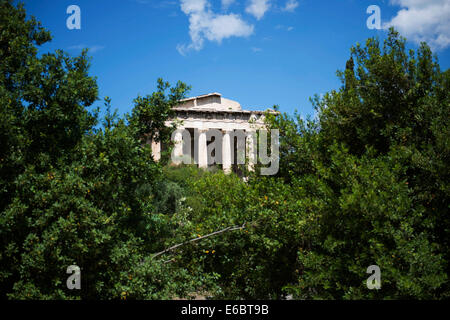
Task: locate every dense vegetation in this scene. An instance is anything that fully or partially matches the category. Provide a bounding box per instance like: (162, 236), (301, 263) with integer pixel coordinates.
(1, 1), (448, 299)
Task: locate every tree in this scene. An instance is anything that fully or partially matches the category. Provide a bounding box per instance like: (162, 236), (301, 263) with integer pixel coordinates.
(128, 78), (191, 163)
(0, 1), (209, 299)
(269, 29), (449, 299)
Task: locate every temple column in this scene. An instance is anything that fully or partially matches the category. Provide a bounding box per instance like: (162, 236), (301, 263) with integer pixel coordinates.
(222, 130), (232, 174)
(198, 129), (208, 169)
(172, 130), (183, 165)
(246, 129), (256, 172)
(151, 140), (161, 162)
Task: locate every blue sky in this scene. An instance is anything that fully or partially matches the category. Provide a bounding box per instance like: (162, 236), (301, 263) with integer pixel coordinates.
(22, 0), (450, 118)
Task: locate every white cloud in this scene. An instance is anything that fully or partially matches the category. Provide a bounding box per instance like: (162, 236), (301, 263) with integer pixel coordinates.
(245, 0), (271, 20)
(384, 0), (450, 50)
(281, 0), (299, 12)
(89, 45), (105, 53)
(180, 0), (206, 13)
(178, 0), (254, 54)
(68, 44), (85, 50)
(221, 0), (235, 10)
(68, 44), (105, 53)
(275, 24), (294, 31)
(251, 47), (262, 52)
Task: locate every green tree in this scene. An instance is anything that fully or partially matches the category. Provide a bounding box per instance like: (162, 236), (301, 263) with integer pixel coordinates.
(270, 29), (449, 299)
(0, 1), (211, 299)
(128, 78), (191, 163)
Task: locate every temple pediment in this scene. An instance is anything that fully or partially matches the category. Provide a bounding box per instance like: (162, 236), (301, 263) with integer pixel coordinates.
(175, 92), (243, 112)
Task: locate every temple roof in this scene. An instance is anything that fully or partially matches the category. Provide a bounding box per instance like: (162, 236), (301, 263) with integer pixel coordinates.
(174, 93), (278, 115)
(175, 93), (243, 112)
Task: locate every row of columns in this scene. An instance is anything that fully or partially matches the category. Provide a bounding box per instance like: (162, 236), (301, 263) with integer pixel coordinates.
(152, 129), (256, 174)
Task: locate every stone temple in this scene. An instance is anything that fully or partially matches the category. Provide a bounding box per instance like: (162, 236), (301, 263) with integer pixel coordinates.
(151, 92), (277, 174)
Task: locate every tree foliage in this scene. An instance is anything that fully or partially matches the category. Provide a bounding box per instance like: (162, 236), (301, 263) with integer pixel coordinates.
(266, 29), (449, 299)
(0, 0), (211, 299)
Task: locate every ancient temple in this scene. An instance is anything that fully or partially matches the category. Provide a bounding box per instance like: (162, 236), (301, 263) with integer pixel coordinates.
(151, 92), (276, 173)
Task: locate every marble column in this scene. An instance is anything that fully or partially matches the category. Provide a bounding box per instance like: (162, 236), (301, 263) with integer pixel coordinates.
(151, 140), (161, 162)
(172, 130), (183, 165)
(198, 129), (208, 169)
(222, 130), (232, 174)
(246, 130), (256, 172)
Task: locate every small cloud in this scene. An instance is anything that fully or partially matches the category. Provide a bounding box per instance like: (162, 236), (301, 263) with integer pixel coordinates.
(275, 25), (294, 31)
(68, 44), (105, 53)
(68, 44), (85, 50)
(251, 47), (262, 52)
(245, 0), (271, 20)
(384, 0), (450, 50)
(281, 0), (299, 12)
(176, 44), (188, 56)
(221, 0), (235, 10)
(178, 0), (254, 54)
(90, 45), (105, 53)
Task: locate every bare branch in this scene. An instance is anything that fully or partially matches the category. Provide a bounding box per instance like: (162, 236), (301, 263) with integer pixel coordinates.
(152, 222), (246, 259)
